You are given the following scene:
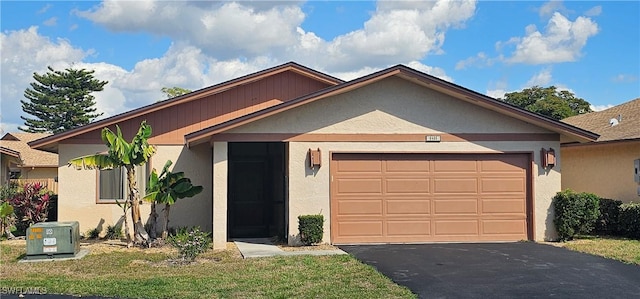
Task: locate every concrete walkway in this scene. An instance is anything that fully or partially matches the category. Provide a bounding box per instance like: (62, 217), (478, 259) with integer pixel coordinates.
(233, 238), (347, 258)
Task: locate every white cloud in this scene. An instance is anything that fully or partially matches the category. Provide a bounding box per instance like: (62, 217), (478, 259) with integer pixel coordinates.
(506, 12), (599, 64)
(584, 6), (602, 17)
(611, 74), (638, 83)
(455, 52), (497, 70)
(590, 104), (613, 112)
(76, 1), (305, 60)
(539, 1), (565, 17)
(486, 89), (508, 99)
(37, 4), (52, 14)
(525, 68), (553, 87)
(43, 17), (57, 27)
(77, 0), (477, 73)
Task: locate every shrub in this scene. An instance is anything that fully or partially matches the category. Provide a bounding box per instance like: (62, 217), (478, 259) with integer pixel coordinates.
(104, 225), (123, 240)
(618, 203), (640, 239)
(167, 226), (211, 261)
(86, 227), (101, 239)
(553, 190), (600, 241)
(7, 182), (51, 234)
(595, 198), (623, 235)
(298, 214), (324, 245)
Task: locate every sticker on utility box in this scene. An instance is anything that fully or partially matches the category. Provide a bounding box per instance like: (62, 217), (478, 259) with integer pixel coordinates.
(43, 246), (57, 253)
(43, 238), (57, 246)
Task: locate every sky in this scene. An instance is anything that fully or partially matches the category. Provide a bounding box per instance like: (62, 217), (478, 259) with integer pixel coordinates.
(1, 0), (639, 134)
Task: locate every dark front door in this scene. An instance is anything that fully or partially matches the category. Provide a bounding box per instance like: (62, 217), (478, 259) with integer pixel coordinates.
(228, 158), (270, 238)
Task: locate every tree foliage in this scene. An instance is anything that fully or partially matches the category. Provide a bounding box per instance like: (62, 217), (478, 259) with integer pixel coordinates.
(144, 160), (203, 239)
(161, 87), (192, 99)
(68, 121), (156, 245)
(21, 66), (107, 133)
(501, 86), (592, 120)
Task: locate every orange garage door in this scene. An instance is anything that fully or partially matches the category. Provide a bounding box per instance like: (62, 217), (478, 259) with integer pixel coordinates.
(331, 153), (531, 244)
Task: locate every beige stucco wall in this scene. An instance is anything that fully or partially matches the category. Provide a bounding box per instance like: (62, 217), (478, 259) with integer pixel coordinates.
(58, 143), (212, 237)
(153, 144), (213, 232)
(562, 142), (640, 203)
(19, 167), (57, 180)
(228, 76), (563, 244)
(232, 77), (550, 135)
(212, 142), (228, 249)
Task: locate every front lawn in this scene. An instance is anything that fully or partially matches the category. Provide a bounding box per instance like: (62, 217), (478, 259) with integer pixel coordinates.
(559, 236), (640, 265)
(0, 241), (415, 298)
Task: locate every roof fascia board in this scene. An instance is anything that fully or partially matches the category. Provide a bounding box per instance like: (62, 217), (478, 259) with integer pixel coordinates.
(561, 138), (640, 148)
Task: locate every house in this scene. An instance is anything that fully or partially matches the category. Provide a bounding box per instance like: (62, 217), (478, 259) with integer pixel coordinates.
(561, 98), (640, 203)
(29, 62), (598, 249)
(0, 132), (58, 192)
(1, 146), (21, 186)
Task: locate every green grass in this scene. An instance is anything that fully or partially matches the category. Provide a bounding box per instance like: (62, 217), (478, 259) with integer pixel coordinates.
(0, 243), (415, 299)
(561, 236), (640, 265)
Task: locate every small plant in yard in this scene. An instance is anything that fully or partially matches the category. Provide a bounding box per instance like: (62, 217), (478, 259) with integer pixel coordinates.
(619, 203), (640, 239)
(553, 190), (600, 241)
(86, 227), (101, 239)
(0, 202), (16, 239)
(595, 198), (623, 235)
(6, 182), (52, 234)
(167, 226), (211, 261)
(104, 224), (123, 240)
(298, 214), (324, 245)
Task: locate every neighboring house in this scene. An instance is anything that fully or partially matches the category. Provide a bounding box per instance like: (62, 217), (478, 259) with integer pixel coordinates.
(561, 98), (640, 203)
(30, 62), (597, 248)
(1, 146), (21, 186)
(0, 132), (59, 192)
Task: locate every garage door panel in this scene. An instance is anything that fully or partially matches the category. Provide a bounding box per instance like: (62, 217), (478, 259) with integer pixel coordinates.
(337, 200), (383, 215)
(433, 159), (477, 172)
(337, 221), (383, 236)
(386, 178), (430, 194)
(434, 220), (479, 235)
(480, 159), (526, 172)
(434, 199), (478, 214)
(386, 159), (430, 172)
(331, 153), (529, 244)
(434, 178), (478, 193)
(387, 220), (430, 236)
(482, 199), (526, 214)
(482, 220), (527, 235)
(481, 178), (525, 193)
(336, 178), (382, 194)
(336, 159), (382, 172)
(386, 199), (430, 214)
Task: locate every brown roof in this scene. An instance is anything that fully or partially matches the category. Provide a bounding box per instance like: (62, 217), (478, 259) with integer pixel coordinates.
(185, 64), (599, 146)
(30, 62), (343, 152)
(562, 98), (640, 142)
(0, 132), (58, 167)
(0, 146), (21, 159)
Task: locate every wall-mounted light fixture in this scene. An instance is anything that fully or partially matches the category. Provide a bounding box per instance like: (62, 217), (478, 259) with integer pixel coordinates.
(541, 148), (556, 168)
(308, 148), (321, 170)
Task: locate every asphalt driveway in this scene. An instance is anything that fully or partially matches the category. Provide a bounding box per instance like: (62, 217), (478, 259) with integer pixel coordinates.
(340, 242), (640, 299)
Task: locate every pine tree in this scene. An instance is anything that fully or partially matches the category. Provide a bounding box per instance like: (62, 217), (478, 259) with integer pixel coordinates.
(20, 66), (108, 133)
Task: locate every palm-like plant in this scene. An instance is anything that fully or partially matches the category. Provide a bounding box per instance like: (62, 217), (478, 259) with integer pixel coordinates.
(68, 121), (156, 245)
(144, 160), (203, 239)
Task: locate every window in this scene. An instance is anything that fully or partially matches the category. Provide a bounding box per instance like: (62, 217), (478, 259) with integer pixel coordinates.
(97, 164), (148, 203)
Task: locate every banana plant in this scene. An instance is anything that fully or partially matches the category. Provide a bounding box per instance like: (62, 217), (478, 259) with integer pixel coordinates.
(0, 202), (15, 239)
(69, 121), (156, 245)
(144, 160), (203, 239)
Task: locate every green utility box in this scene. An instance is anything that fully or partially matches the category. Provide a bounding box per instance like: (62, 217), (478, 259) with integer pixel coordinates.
(26, 221), (80, 260)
